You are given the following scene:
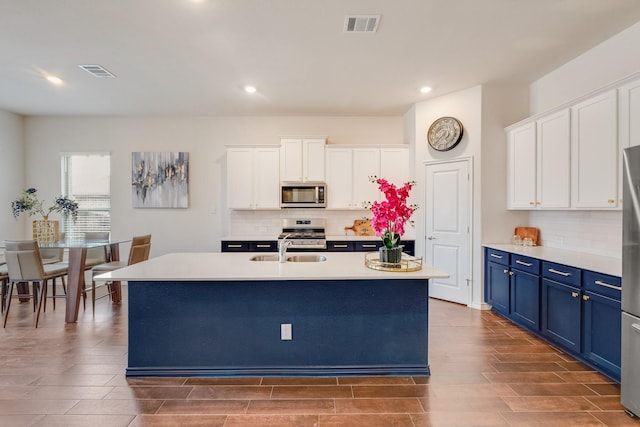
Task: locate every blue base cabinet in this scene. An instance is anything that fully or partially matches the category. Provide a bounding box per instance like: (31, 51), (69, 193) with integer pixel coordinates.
(486, 261), (510, 316)
(222, 239), (415, 255)
(485, 249), (510, 316)
(127, 278), (430, 377)
(582, 271), (622, 380)
(484, 247), (621, 382)
(510, 254), (541, 330)
(511, 269), (540, 330)
(541, 278), (581, 353)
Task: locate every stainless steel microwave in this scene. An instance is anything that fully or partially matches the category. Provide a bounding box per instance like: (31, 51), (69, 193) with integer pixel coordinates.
(280, 182), (326, 208)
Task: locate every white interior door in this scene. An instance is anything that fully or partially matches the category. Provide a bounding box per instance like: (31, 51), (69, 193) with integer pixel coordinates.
(425, 159), (472, 305)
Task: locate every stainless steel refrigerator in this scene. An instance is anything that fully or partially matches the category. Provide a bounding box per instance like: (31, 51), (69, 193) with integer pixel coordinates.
(622, 145), (640, 417)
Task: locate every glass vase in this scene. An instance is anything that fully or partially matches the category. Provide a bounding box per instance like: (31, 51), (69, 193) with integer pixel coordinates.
(379, 245), (403, 264)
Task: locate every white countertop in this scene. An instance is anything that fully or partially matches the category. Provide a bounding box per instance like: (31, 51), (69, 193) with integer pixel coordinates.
(96, 252), (448, 282)
(483, 243), (621, 277)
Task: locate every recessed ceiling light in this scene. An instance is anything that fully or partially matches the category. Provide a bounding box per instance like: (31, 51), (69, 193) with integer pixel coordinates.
(46, 75), (63, 85)
(420, 86), (432, 94)
(244, 85), (257, 94)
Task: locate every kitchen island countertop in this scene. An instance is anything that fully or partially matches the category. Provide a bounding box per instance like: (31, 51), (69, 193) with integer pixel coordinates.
(97, 251), (448, 282)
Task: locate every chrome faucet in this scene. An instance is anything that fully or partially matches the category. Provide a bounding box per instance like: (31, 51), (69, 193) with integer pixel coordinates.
(279, 233), (292, 263)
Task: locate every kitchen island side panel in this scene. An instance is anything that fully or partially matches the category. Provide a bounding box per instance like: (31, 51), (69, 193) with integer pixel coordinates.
(127, 279), (429, 377)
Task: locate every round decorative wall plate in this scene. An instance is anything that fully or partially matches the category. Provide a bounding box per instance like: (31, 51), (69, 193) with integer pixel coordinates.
(427, 116), (464, 151)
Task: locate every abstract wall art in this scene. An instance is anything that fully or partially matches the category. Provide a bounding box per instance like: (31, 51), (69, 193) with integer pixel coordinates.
(132, 152), (189, 208)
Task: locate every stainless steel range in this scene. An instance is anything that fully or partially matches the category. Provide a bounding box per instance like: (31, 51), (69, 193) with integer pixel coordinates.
(278, 219), (326, 250)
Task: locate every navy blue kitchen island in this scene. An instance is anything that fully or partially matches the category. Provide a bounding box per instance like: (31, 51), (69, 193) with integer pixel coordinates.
(97, 252), (448, 377)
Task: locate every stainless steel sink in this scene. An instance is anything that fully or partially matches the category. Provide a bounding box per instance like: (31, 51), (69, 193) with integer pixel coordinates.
(249, 255), (279, 262)
(285, 255), (327, 263)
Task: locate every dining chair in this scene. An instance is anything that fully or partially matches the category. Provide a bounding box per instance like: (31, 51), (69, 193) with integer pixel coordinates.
(40, 232), (66, 265)
(87, 234), (151, 312)
(39, 232), (68, 309)
(3, 240), (68, 327)
(0, 265), (8, 313)
(83, 231), (110, 269)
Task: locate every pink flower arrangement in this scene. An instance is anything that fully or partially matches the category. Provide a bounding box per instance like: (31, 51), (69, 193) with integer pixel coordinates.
(367, 177), (417, 249)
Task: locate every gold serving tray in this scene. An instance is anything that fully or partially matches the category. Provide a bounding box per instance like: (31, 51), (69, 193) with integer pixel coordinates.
(364, 252), (423, 272)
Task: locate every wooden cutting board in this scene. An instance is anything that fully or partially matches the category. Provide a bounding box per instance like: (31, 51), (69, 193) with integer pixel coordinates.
(514, 226), (539, 245)
(344, 219), (375, 236)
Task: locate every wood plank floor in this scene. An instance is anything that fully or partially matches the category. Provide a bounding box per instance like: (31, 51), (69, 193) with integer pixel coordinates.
(1, 286), (638, 426)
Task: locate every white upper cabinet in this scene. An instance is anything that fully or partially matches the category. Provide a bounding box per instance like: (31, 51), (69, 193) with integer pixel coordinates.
(507, 110), (570, 210)
(571, 90), (618, 209)
(352, 148), (381, 207)
(537, 109), (571, 209)
(280, 138), (326, 182)
(507, 122), (537, 209)
(325, 148), (354, 209)
(618, 78), (640, 205)
(325, 146), (409, 210)
(227, 146), (280, 210)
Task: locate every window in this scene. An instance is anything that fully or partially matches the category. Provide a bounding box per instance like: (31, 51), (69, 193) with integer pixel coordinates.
(61, 153), (111, 239)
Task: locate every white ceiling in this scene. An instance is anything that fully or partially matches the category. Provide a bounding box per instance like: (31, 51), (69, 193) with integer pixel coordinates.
(2, 0), (640, 117)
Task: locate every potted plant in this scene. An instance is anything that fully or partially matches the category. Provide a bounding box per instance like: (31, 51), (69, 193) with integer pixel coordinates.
(11, 187), (78, 242)
(366, 177), (417, 264)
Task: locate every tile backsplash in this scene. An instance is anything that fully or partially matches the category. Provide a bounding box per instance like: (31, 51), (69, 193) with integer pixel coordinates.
(528, 210), (622, 258)
(228, 209), (417, 239)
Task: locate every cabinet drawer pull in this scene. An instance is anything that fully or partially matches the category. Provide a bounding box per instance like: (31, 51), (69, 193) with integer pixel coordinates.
(516, 260), (533, 267)
(227, 244), (242, 248)
(548, 268), (570, 277)
(595, 280), (622, 291)
(571, 292), (579, 298)
(490, 254), (503, 259)
(633, 323), (640, 334)
(255, 244), (271, 248)
(361, 244), (377, 248)
(333, 244), (348, 248)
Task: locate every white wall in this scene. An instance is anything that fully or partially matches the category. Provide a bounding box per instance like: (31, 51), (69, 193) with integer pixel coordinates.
(0, 110), (25, 241)
(480, 85), (530, 246)
(409, 85), (529, 309)
(23, 116), (404, 256)
(530, 21), (640, 114)
(524, 18), (640, 259)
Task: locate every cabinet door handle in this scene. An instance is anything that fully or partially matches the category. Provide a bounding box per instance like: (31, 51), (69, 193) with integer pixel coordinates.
(595, 280), (622, 291)
(549, 268), (571, 277)
(503, 269), (509, 274)
(490, 254), (503, 259)
(633, 323), (640, 334)
(509, 271), (514, 276)
(516, 260), (533, 267)
(583, 295), (590, 301)
(571, 292), (579, 298)
(608, 199), (615, 204)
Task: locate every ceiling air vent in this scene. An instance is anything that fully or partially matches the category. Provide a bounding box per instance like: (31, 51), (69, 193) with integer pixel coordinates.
(344, 15), (380, 33)
(77, 64), (116, 78)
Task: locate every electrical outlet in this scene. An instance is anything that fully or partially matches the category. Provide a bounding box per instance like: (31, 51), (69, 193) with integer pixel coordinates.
(281, 323), (292, 340)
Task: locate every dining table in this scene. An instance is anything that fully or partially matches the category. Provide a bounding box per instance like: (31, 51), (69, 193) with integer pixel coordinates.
(5, 238), (129, 323)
